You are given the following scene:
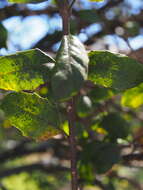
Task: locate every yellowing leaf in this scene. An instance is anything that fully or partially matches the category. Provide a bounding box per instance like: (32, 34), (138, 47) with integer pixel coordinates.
(121, 83), (143, 108)
(62, 121), (69, 136)
(96, 127), (107, 135)
(1, 92), (61, 141)
(0, 49), (55, 92)
(88, 51), (143, 92)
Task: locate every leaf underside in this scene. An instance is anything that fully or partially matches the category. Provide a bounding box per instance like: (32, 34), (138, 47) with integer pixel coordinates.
(52, 35), (89, 101)
(1, 92), (60, 141)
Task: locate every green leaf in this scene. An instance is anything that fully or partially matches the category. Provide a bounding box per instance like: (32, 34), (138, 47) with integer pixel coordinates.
(78, 162), (94, 184)
(79, 142), (121, 174)
(52, 35), (89, 101)
(88, 51), (143, 92)
(121, 83), (143, 108)
(0, 22), (8, 49)
(78, 10), (100, 23)
(76, 95), (93, 118)
(88, 85), (116, 104)
(8, 0), (45, 3)
(0, 49), (55, 92)
(99, 113), (129, 142)
(0, 92), (60, 140)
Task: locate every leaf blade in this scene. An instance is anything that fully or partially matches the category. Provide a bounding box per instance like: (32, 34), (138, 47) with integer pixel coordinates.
(52, 35), (89, 101)
(0, 49), (55, 92)
(121, 83), (143, 108)
(88, 51), (143, 92)
(1, 92), (60, 140)
(79, 142), (121, 175)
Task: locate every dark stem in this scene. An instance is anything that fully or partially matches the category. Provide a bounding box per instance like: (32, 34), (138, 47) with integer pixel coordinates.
(56, 1), (78, 189)
(67, 98), (78, 190)
(56, 0), (71, 35)
(69, 0), (76, 10)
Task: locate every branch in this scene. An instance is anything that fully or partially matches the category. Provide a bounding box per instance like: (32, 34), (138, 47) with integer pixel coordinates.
(123, 153), (143, 162)
(56, 0), (71, 35)
(98, 0), (124, 14)
(0, 139), (68, 163)
(0, 163), (69, 179)
(0, 5), (58, 20)
(67, 98), (78, 190)
(34, 31), (62, 52)
(69, 0), (76, 10)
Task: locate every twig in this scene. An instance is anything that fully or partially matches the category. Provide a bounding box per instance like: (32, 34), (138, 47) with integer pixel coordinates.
(0, 163), (69, 179)
(56, 0), (78, 189)
(0, 139), (68, 163)
(123, 152), (143, 162)
(123, 37), (134, 52)
(56, 0), (71, 35)
(69, 0), (76, 10)
(67, 98), (78, 190)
